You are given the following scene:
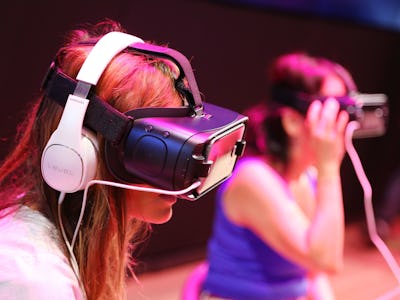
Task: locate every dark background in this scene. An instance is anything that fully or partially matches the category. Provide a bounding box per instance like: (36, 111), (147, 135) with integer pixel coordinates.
(2, 0), (400, 272)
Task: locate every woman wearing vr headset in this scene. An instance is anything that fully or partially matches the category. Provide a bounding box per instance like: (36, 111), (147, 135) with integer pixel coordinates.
(201, 53), (355, 299)
(0, 20), (191, 300)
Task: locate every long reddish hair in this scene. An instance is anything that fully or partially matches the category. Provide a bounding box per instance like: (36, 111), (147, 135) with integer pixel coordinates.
(0, 19), (184, 300)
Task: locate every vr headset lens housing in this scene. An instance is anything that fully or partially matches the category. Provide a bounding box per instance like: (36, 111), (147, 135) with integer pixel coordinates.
(106, 102), (247, 200)
(347, 93), (388, 138)
(271, 87), (389, 138)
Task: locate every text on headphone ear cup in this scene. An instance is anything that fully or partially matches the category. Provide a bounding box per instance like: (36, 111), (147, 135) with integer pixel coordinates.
(41, 131), (98, 193)
(40, 94), (99, 193)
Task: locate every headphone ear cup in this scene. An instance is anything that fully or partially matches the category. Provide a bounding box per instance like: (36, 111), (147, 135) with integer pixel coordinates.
(41, 128), (98, 193)
(78, 129), (99, 190)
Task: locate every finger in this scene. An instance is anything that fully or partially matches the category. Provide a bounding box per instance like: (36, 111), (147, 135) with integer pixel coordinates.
(319, 98), (340, 132)
(336, 110), (350, 135)
(306, 100), (322, 130)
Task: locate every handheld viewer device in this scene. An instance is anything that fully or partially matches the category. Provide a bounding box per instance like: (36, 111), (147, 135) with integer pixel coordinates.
(272, 87), (388, 138)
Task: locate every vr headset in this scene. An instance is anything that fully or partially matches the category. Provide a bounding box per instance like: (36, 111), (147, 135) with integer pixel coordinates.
(271, 87), (389, 138)
(41, 32), (247, 200)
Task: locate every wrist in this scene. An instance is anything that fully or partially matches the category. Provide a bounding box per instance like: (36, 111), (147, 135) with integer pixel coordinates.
(316, 163), (341, 181)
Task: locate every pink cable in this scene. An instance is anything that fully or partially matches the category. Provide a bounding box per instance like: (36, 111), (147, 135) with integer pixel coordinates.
(345, 121), (400, 298)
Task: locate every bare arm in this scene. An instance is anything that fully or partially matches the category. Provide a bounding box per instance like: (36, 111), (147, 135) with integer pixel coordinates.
(306, 98), (348, 272)
(224, 99), (348, 274)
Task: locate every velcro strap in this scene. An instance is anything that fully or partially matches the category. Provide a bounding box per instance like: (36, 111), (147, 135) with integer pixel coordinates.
(42, 63), (132, 145)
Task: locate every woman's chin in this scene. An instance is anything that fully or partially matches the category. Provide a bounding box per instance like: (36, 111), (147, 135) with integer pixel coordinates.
(126, 190), (177, 223)
(149, 208), (174, 224)
(148, 198), (176, 224)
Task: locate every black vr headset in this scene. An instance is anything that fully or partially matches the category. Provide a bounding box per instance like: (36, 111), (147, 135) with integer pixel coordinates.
(271, 86), (389, 138)
(40, 32), (247, 200)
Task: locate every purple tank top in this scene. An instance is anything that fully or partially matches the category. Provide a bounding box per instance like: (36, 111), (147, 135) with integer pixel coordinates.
(203, 161), (308, 300)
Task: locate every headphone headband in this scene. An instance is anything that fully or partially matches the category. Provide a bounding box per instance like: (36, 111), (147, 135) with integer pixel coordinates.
(76, 32), (144, 86)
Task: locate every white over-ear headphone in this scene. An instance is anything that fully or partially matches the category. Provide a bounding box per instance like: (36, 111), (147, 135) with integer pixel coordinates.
(41, 32), (145, 193)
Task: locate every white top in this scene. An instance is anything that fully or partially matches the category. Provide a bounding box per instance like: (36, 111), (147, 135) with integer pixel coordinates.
(0, 206), (84, 299)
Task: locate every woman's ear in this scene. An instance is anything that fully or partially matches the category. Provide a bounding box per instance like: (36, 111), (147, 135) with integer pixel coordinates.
(281, 108), (305, 137)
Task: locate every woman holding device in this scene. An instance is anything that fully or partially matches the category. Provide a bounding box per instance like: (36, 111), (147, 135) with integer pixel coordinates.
(201, 52), (355, 300)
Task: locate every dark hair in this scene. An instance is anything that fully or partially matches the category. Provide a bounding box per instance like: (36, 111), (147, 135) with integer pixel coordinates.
(268, 52), (356, 95)
(243, 102), (288, 164)
(245, 52), (355, 166)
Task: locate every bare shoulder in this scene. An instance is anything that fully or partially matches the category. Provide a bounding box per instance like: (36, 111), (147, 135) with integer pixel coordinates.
(230, 157), (283, 188)
(223, 157), (290, 227)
